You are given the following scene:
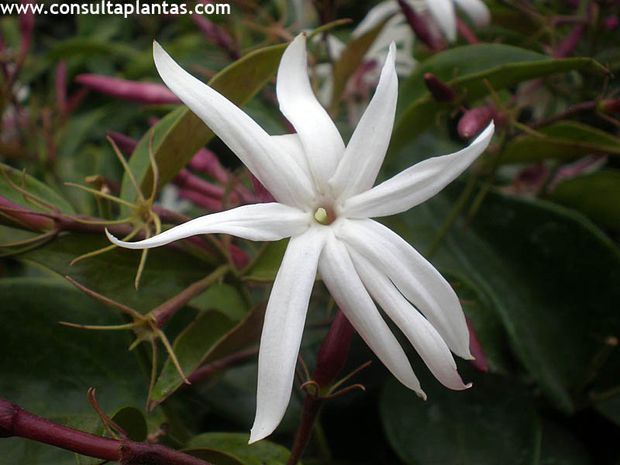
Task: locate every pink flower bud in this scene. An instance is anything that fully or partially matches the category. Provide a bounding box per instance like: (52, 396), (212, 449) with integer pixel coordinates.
(192, 15), (239, 60)
(18, 0), (35, 56)
(175, 169), (226, 199)
(466, 318), (488, 372)
(177, 189), (223, 211)
(457, 106), (495, 140)
(600, 98), (620, 114)
(313, 311), (355, 388)
(424, 73), (456, 103)
(604, 16), (619, 31)
(189, 148), (229, 183)
(0, 196), (54, 231)
(397, 0), (444, 52)
(553, 24), (585, 58)
(74, 74), (180, 105)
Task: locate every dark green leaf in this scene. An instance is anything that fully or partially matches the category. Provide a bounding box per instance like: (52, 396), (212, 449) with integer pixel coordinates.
(185, 432), (291, 465)
(501, 122), (620, 164)
(550, 170), (620, 231)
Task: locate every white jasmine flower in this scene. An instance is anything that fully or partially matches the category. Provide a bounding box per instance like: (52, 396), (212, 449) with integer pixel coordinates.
(107, 34), (494, 443)
(356, 0), (491, 43)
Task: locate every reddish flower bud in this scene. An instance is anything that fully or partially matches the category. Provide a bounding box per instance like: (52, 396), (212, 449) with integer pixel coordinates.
(397, 0), (444, 52)
(177, 189), (223, 211)
(18, 0), (35, 57)
(553, 23), (585, 58)
(424, 73), (456, 103)
(313, 311), (355, 388)
(189, 148), (229, 183)
(466, 318), (488, 372)
(175, 169), (226, 199)
(600, 98), (620, 114)
(457, 106), (495, 140)
(75, 74), (180, 105)
(192, 14), (239, 60)
(604, 16), (619, 31)
(0, 196), (54, 231)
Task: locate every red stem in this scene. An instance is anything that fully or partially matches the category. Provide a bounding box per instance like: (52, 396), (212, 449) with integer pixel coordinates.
(0, 398), (212, 465)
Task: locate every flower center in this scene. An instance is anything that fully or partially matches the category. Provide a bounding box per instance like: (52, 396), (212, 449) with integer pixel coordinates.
(313, 206), (336, 225)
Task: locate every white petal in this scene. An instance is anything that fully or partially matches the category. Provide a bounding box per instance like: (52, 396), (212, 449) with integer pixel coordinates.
(250, 227), (327, 443)
(106, 203), (311, 249)
(318, 232), (425, 398)
(336, 219), (472, 359)
(454, 0), (491, 26)
(342, 122), (494, 219)
(276, 34), (345, 190)
(270, 134), (310, 176)
(353, 0), (404, 37)
(153, 42), (315, 208)
(425, 0), (457, 42)
(329, 43), (398, 200)
(349, 248), (470, 390)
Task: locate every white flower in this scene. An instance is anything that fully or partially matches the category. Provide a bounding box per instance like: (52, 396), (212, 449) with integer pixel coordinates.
(107, 34), (494, 443)
(356, 0), (491, 43)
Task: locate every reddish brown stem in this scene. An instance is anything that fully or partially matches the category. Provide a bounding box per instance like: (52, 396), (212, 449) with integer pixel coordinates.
(286, 396), (323, 465)
(0, 398), (212, 465)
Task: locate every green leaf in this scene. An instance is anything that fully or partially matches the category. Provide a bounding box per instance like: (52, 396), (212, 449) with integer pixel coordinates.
(501, 122), (620, 164)
(111, 407), (148, 442)
(242, 240), (288, 282)
(0, 162), (75, 215)
(550, 170), (620, 231)
(149, 304), (265, 405)
(21, 233), (213, 312)
(380, 373), (590, 465)
(0, 278), (146, 465)
(121, 43), (287, 203)
(185, 433), (291, 465)
(393, 188), (620, 413)
(392, 45), (606, 157)
(190, 282), (249, 322)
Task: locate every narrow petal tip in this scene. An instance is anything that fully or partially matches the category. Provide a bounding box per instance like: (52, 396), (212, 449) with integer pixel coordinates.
(105, 228), (141, 250)
(248, 424), (273, 444)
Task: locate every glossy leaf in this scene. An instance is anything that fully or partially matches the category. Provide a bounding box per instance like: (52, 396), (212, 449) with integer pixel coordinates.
(21, 233), (213, 312)
(0, 278), (146, 465)
(149, 304), (265, 404)
(501, 122), (620, 164)
(185, 433), (291, 465)
(380, 374), (590, 465)
(550, 170), (620, 231)
(0, 162), (75, 214)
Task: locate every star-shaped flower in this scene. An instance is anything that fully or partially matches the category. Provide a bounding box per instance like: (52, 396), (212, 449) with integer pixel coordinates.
(356, 0), (491, 43)
(107, 34), (494, 443)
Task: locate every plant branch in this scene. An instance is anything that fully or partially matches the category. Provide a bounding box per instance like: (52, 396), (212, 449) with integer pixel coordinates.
(0, 397), (212, 465)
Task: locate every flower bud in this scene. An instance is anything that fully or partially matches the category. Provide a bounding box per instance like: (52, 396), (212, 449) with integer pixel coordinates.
(466, 318), (488, 372)
(189, 148), (229, 183)
(599, 98), (620, 114)
(75, 74), (180, 105)
(397, 0), (444, 52)
(457, 106), (495, 140)
(313, 311), (354, 388)
(424, 73), (456, 103)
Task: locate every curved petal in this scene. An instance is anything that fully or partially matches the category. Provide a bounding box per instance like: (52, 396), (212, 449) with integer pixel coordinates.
(276, 34), (345, 190)
(318, 232), (425, 398)
(353, 0), (402, 37)
(250, 227), (327, 443)
(336, 219), (472, 359)
(349, 247), (470, 390)
(425, 0), (457, 42)
(106, 203), (311, 249)
(329, 43), (398, 200)
(342, 122), (494, 219)
(153, 42), (314, 208)
(454, 0), (491, 26)
(270, 134), (310, 176)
